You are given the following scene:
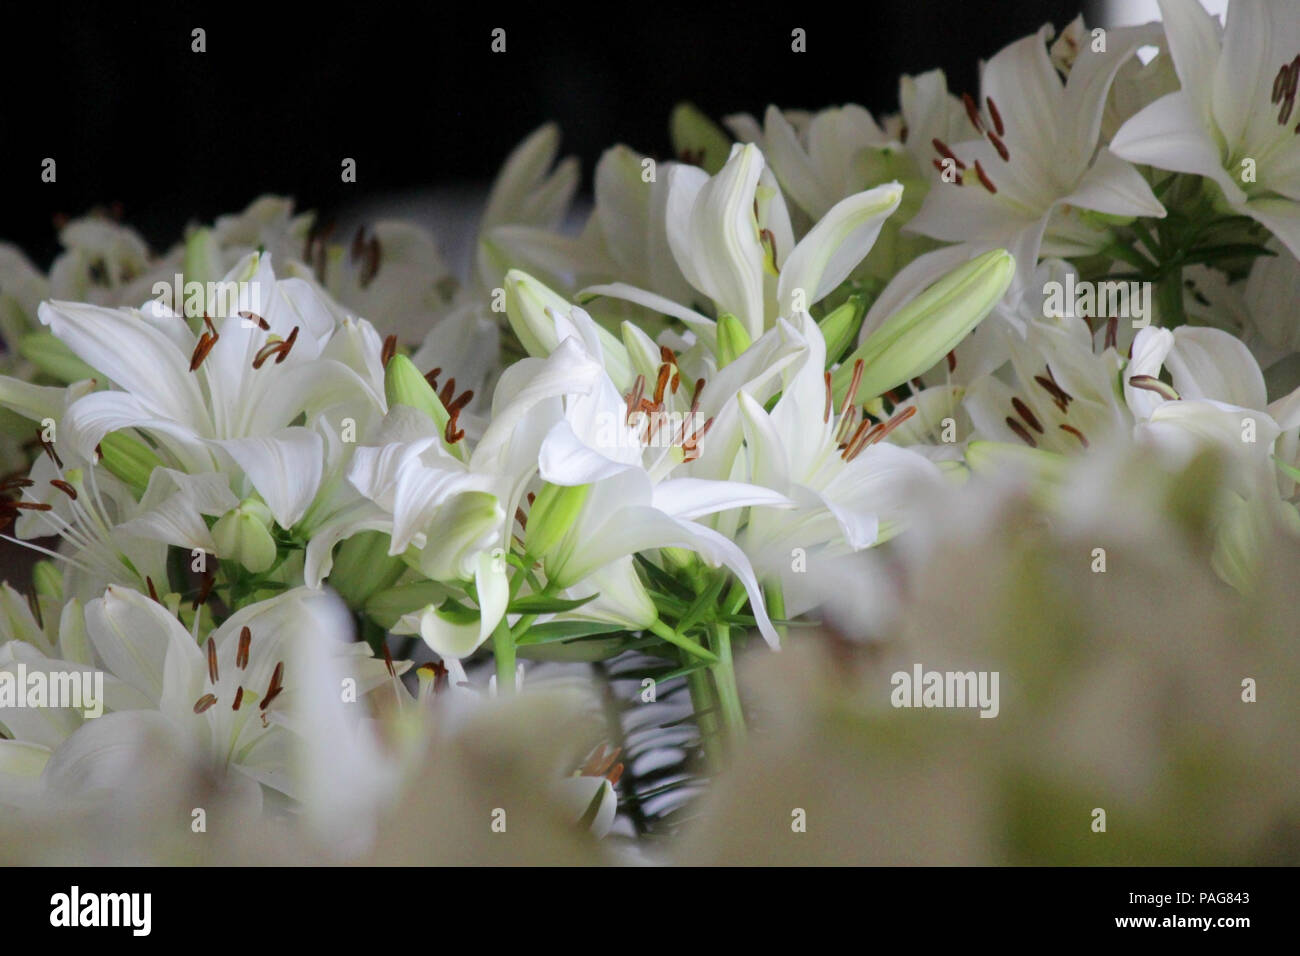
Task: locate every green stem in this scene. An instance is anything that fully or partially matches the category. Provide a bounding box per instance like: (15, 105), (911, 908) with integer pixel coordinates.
(492, 614), (517, 693)
(1156, 269), (1186, 328)
(709, 622), (746, 741)
(685, 661), (724, 768)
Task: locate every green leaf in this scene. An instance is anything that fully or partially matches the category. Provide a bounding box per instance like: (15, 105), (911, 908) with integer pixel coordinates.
(508, 591), (599, 614)
(514, 620), (628, 646)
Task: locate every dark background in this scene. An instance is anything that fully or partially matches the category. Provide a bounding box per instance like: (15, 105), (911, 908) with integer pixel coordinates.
(0, 1), (1093, 265)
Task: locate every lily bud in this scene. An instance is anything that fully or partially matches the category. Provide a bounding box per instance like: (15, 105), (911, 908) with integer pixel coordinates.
(504, 269), (573, 359)
(833, 248), (1014, 403)
(669, 102), (733, 175)
(816, 292), (868, 367)
(18, 332), (98, 384)
(98, 431), (163, 495)
(525, 481), (591, 568)
(329, 530), (407, 609)
(211, 497), (277, 574)
(183, 227), (222, 289)
(384, 353), (450, 432)
(715, 313), (752, 367)
(32, 560), (63, 601)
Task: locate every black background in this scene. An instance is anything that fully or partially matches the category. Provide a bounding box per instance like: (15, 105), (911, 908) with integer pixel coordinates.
(1, 1), (1089, 265)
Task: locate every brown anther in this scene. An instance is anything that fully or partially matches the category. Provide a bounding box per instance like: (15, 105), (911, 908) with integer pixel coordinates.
(193, 694), (217, 714)
(515, 506), (528, 530)
(653, 364), (671, 405)
(189, 331), (218, 372)
(12, 501), (53, 512)
(606, 763), (625, 787)
(962, 92), (985, 133)
(232, 686), (244, 710)
(1059, 423), (1090, 447)
(381, 334), (398, 367)
(260, 662), (285, 710)
(659, 345), (676, 366)
(1033, 373), (1073, 411)
(931, 138), (966, 170)
(49, 479), (77, 500)
(932, 158), (964, 185)
(252, 326), (300, 369)
(192, 567), (215, 611)
(236, 626), (251, 670)
(238, 311), (271, 331)
(670, 371), (681, 393)
(841, 359), (865, 415)
(823, 371), (833, 424)
(1011, 397), (1044, 434)
(625, 375), (646, 422)
(841, 417), (875, 460)
(988, 131), (1010, 162)
(985, 96), (1005, 137)
(1006, 416), (1038, 447)
(438, 377), (457, 407)
(146, 576), (161, 603)
(424, 367), (442, 390)
(206, 635), (219, 684)
(383, 643), (396, 679)
(947, 350), (958, 373)
(37, 429), (63, 468)
(974, 160), (997, 194)
(202, 313), (218, 337)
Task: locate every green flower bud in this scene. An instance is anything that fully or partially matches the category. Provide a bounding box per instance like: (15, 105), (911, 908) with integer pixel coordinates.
(525, 482), (591, 571)
(384, 353), (450, 431)
(329, 530), (407, 609)
(833, 248), (1014, 403)
(99, 431), (163, 495)
(715, 313), (752, 367)
(211, 497), (277, 574)
(669, 102), (733, 175)
(817, 292), (868, 367)
(17, 332), (98, 384)
(32, 560), (63, 601)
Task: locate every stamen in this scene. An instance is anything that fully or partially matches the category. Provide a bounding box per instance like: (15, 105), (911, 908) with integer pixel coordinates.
(962, 92), (985, 133)
(985, 96), (1005, 137)
(1127, 374), (1180, 401)
(260, 661), (285, 710)
(37, 429), (62, 468)
(232, 686), (244, 710)
(1005, 417), (1038, 447)
(823, 371), (833, 424)
(237, 626), (251, 670)
(381, 334), (398, 367)
(238, 311), (270, 331)
(988, 131), (1010, 162)
(1059, 423), (1090, 447)
(206, 636), (219, 684)
(841, 359), (865, 415)
(383, 643), (396, 678)
(1011, 397), (1044, 433)
(49, 479), (77, 500)
(193, 694), (217, 714)
(931, 138), (967, 170)
(146, 576), (161, 603)
(192, 567), (215, 610)
(974, 160), (997, 194)
(189, 331), (218, 371)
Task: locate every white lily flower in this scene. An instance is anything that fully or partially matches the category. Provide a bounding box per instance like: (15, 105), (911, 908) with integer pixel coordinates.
(584, 143), (902, 346)
(1110, 0), (1300, 257)
(908, 21), (1166, 290)
(6, 586), (400, 814)
(735, 312), (945, 614)
(37, 252), (384, 530)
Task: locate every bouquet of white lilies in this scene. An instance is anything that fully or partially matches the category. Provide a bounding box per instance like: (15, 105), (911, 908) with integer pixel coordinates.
(1, 0), (1297, 864)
